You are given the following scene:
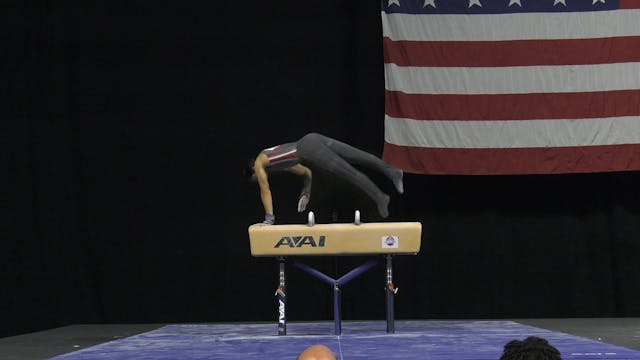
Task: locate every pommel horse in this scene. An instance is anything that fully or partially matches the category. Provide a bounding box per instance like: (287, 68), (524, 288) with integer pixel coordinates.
(248, 211), (422, 335)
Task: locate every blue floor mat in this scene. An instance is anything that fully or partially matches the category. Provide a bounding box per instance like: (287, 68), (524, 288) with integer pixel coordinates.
(49, 320), (640, 360)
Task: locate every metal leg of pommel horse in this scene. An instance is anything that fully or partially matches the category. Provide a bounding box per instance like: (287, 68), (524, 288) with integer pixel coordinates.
(385, 254), (397, 333)
(276, 256), (286, 335)
(294, 259), (377, 335)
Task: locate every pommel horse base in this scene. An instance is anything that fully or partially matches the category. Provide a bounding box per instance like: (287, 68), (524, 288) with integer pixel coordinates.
(248, 212), (422, 335)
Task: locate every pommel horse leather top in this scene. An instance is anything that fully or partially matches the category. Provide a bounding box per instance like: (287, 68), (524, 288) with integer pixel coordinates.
(248, 221), (422, 256)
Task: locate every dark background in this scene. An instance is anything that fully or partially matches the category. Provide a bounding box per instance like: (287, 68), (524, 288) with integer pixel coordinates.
(4, 1), (640, 338)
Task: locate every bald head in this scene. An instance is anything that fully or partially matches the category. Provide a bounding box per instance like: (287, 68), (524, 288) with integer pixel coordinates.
(296, 344), (337, 360)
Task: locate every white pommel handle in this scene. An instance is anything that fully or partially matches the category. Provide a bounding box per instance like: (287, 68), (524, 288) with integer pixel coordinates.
(354, 210), (361, 225)
(307, 211), (315, 227)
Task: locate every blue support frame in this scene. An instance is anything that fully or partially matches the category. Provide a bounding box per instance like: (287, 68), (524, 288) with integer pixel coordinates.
(293, 259), (378, 335)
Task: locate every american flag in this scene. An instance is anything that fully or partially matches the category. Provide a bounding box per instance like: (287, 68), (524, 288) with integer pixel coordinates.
(381, 0), (640, 175)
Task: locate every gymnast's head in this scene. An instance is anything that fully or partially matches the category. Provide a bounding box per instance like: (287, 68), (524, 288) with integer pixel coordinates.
(244, 158), (257, 182)
(499, 336), (562, 360)
(296, 344), (336, 360)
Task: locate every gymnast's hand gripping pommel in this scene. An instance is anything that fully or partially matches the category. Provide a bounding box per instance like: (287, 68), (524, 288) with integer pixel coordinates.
(249, 133), (404, 224)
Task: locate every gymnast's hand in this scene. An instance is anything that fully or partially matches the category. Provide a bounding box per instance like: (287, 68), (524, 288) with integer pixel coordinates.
(252, 214), (274, 226)
(297, 193), (309, 212)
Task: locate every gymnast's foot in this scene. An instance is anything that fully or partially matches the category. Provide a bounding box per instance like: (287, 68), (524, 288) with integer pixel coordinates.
(392, 168), (404, 194)
(377, 194), (390, 218)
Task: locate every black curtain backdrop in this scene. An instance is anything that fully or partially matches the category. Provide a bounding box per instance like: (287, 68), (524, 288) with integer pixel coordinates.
(4, 1), (640, 338)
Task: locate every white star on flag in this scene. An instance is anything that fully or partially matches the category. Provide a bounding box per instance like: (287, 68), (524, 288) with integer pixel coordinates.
(553, 0), (566, 6)
(592, 0), (605, 4)
(508, 0), (522, 6)
(468, 0), (482, 7)
(423, 0), (436, 7)
(388, 0), (400, 6)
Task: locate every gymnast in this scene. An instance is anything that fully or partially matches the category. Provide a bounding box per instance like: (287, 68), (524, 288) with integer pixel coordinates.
(248, 133), (404, 225)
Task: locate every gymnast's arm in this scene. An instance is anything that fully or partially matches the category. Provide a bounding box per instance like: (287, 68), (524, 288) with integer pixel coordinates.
(253, 154), (275, 224)
(287, 164), (312, 212)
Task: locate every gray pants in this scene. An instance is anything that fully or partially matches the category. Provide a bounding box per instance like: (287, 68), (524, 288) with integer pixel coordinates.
(296, 133), (401, 217)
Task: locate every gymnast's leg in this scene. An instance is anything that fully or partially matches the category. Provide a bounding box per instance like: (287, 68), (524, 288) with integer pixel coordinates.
(301, 133), (403, 194)
(297, 133), (390, 218)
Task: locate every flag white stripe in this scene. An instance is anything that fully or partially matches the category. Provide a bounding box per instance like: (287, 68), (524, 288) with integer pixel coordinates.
(381, 10), (640, 42)
(385, 115), (640, 148)
(384, 62), (640, 95)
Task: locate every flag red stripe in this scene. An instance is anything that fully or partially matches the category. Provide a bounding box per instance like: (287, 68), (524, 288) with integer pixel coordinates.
(620, 0), (640, 9)
(383, 142), (640, 175)
(385, 90), (640, 121)
(383, 36), (640, 67)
